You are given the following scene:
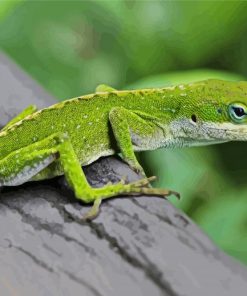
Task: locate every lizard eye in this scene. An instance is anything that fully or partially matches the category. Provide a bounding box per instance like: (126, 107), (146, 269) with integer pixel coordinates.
(228, 103), (247, 123)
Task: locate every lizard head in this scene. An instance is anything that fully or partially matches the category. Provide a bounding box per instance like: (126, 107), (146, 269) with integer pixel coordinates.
(169, 79), (247, 146)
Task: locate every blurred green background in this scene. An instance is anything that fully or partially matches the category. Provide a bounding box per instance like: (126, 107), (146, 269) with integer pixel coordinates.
(0, 0), (246, 265)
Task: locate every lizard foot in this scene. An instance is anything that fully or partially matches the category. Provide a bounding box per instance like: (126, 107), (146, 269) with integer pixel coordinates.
(82, 176), (180, 220)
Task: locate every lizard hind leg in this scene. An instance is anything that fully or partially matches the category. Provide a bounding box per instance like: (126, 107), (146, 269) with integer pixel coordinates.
(0, 132), (179, 220)
(1, 105), (37, 132)
(0, 150), (56, 187)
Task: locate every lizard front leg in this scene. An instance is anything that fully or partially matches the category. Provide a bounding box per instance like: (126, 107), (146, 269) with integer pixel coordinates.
(95, 84), (117, 92)
(109, 106), (159, 176)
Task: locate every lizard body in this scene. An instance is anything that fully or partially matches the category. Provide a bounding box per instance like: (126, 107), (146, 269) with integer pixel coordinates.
(1, 79), (247, 218)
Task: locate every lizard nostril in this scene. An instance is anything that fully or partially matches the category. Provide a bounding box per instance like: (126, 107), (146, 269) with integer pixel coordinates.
(191, 114), (197, 123)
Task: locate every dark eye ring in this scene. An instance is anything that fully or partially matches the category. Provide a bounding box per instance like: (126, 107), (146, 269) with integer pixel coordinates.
(229, 103), (247, 123)
(232, 107), (245, 118)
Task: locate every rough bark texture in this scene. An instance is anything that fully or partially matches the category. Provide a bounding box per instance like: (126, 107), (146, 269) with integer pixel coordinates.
(0, 52), (246, 296)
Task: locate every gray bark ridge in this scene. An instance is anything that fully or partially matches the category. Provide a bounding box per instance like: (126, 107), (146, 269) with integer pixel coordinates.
(0, 52), (246, 296)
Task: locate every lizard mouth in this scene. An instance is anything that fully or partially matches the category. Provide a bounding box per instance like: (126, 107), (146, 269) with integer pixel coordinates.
(199, 122), (247, 142)
(170, 119), (247, 144)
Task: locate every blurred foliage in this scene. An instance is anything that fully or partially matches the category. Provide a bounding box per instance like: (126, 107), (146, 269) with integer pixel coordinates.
(0, 1), (247, 265)
(1, 1), (247, 98)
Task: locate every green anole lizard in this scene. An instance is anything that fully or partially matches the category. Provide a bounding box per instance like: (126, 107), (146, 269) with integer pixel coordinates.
(0, 79), (246, 219)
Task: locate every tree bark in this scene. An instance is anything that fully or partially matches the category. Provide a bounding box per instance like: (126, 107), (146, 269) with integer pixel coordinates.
(0, 52), (246, 296)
